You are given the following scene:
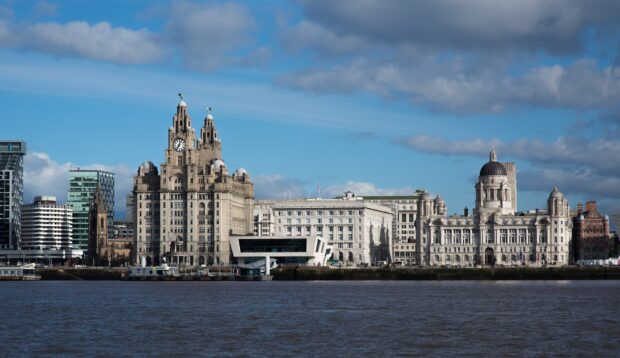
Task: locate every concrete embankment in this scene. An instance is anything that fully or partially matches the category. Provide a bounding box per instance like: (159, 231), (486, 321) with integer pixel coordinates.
(272, 266), (620, 280)
(37, 268), (126, 280)
(34, 266), (620, 280)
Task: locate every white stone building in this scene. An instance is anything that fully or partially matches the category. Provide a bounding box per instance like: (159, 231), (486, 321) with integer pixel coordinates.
(362, 193), (421, 266)
(416, 150), (572, 267)
(253, 193), (393, 265)
(21, 196), (73, 250)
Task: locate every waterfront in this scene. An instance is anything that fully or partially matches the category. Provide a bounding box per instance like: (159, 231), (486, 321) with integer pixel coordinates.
(1, 281), (619, 356)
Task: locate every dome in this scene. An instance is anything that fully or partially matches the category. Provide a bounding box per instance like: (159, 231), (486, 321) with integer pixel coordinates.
(605, 215), (610, 221)
(549, 186), (564, 199)
(479, 161), (507, 176)
(434, 195), (445, 203)
(207, 113), (213, 120)
(420, 191), (433, 201)
(178, 100), (187, 108)
(578, 214), (585, 222)
(234, 168), (248, 177)
(141, 161), (156, 172)
(212, 159), (226, 170)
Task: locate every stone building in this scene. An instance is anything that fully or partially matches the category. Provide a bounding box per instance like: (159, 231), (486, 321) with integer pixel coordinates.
(572, 201), (613, 261)
(134, 96), (254, 266)
(362, 193), (421, 266)
(253, 192), (393, 265)
(416, 150), (572, 267)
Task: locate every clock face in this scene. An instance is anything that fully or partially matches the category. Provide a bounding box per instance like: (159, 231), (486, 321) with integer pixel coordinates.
(173, 138), (186, 152)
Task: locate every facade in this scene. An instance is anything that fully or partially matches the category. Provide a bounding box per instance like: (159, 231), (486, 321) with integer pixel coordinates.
(88, 188), (133, 266)
(134, 97), (254, 267)
(362, 193), (421, 266)
(416, 150), (572, 267)
(0, 140), (26, 249)
(573, 201), (613, 261)
(68, 170), (115, 251)
(230, 236), (333, 266)
(252, 194), (393, 265)
(125, 193), (135, 223)
(21, 196), (72, 250)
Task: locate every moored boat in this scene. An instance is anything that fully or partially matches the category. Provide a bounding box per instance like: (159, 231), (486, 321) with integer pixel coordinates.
(0, 263), (40, 281)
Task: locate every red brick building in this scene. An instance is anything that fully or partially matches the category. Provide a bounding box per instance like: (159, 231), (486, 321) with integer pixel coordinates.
(572, 201), (613, 261)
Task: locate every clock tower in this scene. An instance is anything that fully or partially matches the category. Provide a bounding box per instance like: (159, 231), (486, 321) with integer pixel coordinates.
(133, 95), (254, 266)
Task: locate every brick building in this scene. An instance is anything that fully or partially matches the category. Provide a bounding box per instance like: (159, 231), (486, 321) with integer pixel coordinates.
(572, 201), (613, 261)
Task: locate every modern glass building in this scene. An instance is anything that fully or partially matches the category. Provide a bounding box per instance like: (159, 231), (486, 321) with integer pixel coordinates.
(67, 170), (115, 250)
(0, 140), (26, 250)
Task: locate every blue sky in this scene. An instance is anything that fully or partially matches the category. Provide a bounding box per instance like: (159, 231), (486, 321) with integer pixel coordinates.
(1, 0), (620, 224)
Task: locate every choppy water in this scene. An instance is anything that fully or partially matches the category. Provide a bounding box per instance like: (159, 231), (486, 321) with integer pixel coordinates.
(1, 281), (619, 357)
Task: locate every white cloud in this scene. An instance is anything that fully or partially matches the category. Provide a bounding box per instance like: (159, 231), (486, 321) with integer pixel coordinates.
(280, 59), (620, 114)
(164, 1), (259, 71)
(253, 175), (415, 200)
(23, 151), (134, 214)
(253, 174), (307, 200)
(296, 0), (620, 54)
(322, 181), (414, 198)
(0, 21), (162, 64)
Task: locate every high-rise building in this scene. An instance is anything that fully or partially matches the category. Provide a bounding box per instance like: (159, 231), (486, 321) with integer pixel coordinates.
(68, 170), (114, 251)
(125, 192), (135, 223)
(134, 96), (254, 266)
(21, 196), (72, 250)
(0, 140), (26, 250)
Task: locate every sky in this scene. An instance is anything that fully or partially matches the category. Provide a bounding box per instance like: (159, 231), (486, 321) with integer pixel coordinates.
(1, 0), (620, 226)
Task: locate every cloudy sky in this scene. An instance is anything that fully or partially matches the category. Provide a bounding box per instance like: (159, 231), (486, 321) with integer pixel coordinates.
(2, 0), (620, 223)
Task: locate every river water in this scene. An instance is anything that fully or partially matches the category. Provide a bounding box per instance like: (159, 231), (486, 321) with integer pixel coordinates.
(1, 281), (619, 357)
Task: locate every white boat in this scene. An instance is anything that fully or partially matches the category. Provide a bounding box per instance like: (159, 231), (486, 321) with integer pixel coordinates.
(0, 263), (40, 281)
(127, 264), (180, 278)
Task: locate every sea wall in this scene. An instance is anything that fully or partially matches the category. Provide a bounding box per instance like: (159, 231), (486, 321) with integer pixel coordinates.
(272, 266), (620, 280)
(37, 268), (125, 280)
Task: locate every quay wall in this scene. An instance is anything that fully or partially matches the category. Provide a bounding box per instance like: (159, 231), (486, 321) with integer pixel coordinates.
(33, 266), (620, 280)
(272, 266), (620, 281)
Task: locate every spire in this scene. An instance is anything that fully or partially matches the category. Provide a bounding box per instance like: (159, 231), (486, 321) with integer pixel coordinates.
(490, 149), (497, 162)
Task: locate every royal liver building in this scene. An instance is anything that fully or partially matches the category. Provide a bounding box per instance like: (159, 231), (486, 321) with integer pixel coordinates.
(133, 96), (254, 266)
(416, 150), (572, 267)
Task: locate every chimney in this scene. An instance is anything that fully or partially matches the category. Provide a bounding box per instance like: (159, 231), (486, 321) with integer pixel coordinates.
(464, 207), (469, 217)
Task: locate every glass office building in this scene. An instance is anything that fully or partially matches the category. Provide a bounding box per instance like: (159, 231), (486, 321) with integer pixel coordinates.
(0, 141), (26, 250)
(67, 170), (115, 250)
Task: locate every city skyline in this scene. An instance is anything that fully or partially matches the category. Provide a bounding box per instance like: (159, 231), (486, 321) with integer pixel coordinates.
(2, 0), (619, 221)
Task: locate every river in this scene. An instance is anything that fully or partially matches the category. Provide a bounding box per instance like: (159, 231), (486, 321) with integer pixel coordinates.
(1, 281), (618, 356)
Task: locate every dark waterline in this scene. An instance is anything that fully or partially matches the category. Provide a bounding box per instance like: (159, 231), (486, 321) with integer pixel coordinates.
(1, 281), (619, 357)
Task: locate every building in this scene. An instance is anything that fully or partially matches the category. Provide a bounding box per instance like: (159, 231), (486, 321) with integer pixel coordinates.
(67, 169), (115, 251)
(415, 150), (572, 267)
(125, 193), (135, 223)
(87, 188), (132, 266)
(572, 201), (613, 261)
(252, 193), (393, 265)
(21, 196), (72, 250)
(113, 220), (134, 241)
(134, 96), (254, 267)
(230, 236), (333, 266)
(362, 193), (421, 266)
(0, 140), (26, 250)
(253, 201), (276, 237)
